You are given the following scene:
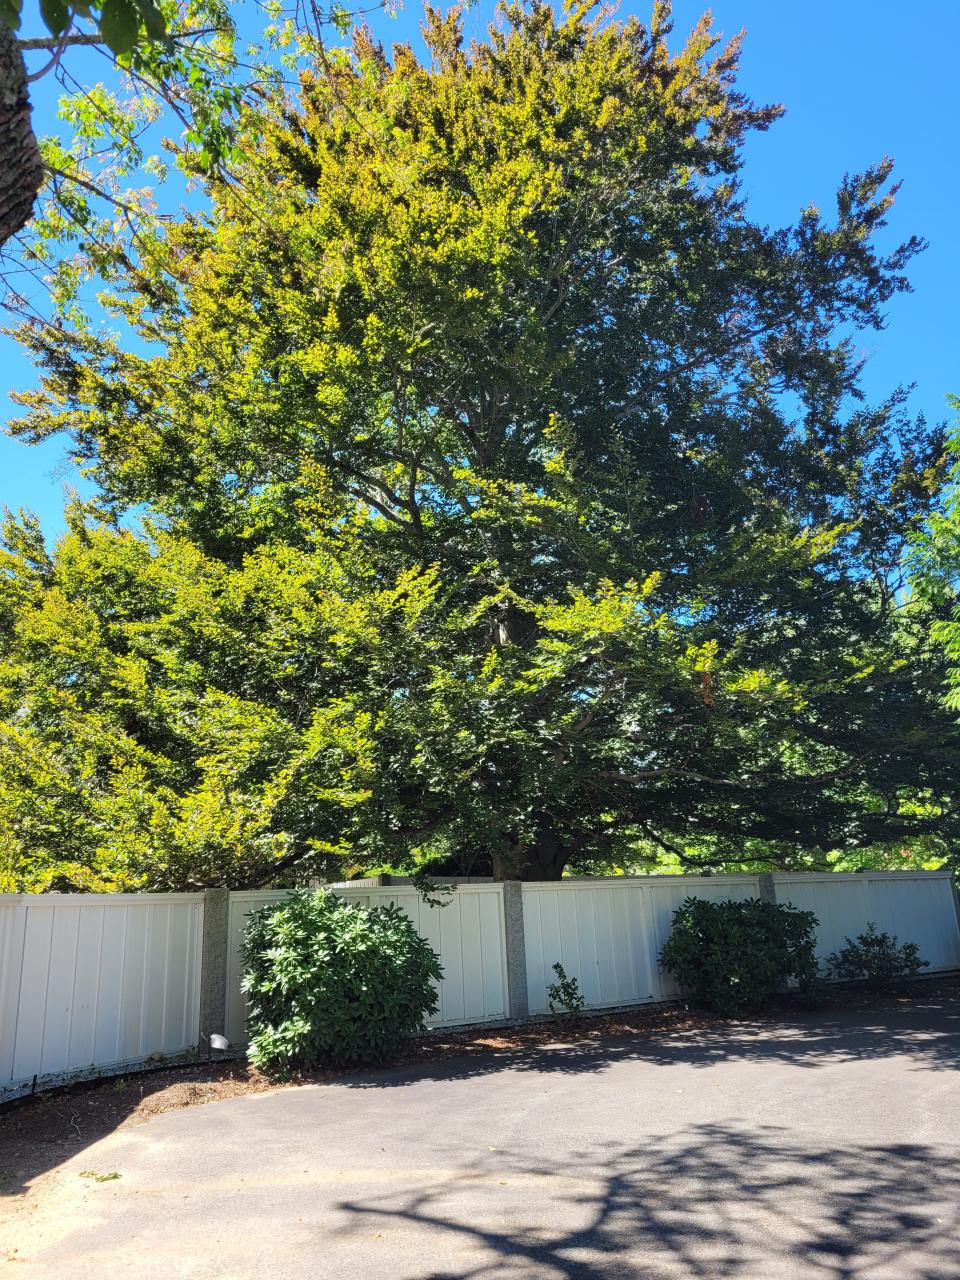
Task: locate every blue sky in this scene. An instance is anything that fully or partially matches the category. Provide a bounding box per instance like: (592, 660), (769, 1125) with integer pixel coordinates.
(3, 0), (958, 537)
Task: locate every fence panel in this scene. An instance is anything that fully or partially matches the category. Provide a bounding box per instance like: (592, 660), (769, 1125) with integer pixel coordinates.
(4, 871), (957, 1097)
(0, 896), (28, 1089)
(522, 880), (657, 1013)
(224, 884), (509, 1044)
(0, 893), (203, 1098)
(521, 875), (763, 1012)
(774, 871), (960, 972)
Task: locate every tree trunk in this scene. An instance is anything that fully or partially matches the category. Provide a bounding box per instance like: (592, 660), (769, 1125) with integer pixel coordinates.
(488, 578), (561, 879)
(0, 26), (43, 250)
(492, 815), (567, 881)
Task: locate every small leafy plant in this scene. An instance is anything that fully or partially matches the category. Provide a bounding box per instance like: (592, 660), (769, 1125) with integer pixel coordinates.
(827, 923), (929, 987)
(547, 962), (585, 1016)
(660, 896), (820, 1016)
(240, 890), (443, 1075)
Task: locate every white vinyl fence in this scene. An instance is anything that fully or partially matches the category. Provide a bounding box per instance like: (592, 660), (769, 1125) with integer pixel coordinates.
(773, 872), (960, 972)
(522, 874), (762, 1013)
(0, 893), (203, 1099)
(521, 871), (960, 1013)
(224, 883), (508, 1044)
(2, 870), (959, 1099)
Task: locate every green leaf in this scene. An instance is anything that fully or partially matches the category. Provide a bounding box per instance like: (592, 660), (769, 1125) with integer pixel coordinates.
(138, 0), (165, 42)
(330, 4), (351, 36)
(99, 0), (140, 54)
(38, 0), (69, 37)
(0, 0), (23, 32)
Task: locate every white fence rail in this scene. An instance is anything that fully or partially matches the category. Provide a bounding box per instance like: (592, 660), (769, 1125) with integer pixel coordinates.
(0, 893), (203, 1098)
(224, 883), (508, 1044)
(2, 871), (958, 1098)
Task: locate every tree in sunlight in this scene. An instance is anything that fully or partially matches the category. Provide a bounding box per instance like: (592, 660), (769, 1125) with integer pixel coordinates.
(4, 1), (959, 889)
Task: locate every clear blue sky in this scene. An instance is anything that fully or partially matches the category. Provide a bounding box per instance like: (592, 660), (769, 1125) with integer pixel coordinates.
(3, 0), (958, 537)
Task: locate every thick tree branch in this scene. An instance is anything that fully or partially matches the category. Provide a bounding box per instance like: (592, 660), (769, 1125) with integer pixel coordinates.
(18, 32), (102, 51)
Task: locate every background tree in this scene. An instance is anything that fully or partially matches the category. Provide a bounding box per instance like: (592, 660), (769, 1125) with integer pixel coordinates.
(5, 0), (958, 888)
(0, 0), (376, 320)
(910, 401), (960, 709)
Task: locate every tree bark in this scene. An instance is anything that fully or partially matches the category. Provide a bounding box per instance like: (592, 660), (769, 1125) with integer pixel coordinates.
(492, 815), (567, 881)
(0, 26), (43, 250)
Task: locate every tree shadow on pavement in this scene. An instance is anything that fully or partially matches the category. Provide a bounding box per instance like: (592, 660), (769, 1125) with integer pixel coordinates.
(344, 998), (960, 1090)
(333, 1121), (960, 1279)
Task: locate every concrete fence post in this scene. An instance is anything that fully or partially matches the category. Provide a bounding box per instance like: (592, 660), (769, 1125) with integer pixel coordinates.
(198, 887), (230, 1057)
(758, 872), (777, 905)
(502, 881), (529, 1020)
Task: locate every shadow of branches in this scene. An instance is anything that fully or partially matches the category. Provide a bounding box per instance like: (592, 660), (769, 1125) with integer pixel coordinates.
(344, 999), (960, 1090)
(332, 1121), (960, 1279)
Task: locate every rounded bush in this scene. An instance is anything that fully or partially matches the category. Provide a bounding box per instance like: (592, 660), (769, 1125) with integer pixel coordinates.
(239, 889), (443, 1074)
(827, 923), (929, 987)
(659, 896), (820, 1016)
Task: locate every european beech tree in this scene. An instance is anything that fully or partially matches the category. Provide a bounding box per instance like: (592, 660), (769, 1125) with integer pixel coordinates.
(4, 1), (958, 890)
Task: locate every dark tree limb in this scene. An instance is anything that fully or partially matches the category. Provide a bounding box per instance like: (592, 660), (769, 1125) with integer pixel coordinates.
(0, 23), (43, 251)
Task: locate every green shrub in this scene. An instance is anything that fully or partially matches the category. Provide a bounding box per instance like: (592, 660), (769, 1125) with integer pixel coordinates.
(547, 962), (585, 1016)
(659, 896), (820, 1016)
(240, 890), (443, 1074)
(826, 923), (929, 987)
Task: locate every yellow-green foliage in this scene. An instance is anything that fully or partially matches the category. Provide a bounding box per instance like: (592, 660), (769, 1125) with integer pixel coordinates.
(0, 501), (448, 890)
(4, 2), (958, 887)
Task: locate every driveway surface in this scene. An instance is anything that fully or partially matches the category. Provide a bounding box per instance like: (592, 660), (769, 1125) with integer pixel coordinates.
(3, 998), (959, 1278)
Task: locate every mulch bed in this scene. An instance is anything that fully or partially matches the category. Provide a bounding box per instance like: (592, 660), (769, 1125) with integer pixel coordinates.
(2, 974), (957, 1199)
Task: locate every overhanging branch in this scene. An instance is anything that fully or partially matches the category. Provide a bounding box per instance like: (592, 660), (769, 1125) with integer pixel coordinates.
(18, 33), (102, 51)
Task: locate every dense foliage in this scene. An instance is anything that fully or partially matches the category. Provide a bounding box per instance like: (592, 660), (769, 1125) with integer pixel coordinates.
(911, 406), (960, 705)
(826, 923), (929, 987)
(0, 502), (432, 891)
(239, 889), (442, 1072)
(659, 896), (820, 1015)
(4, 1), (959, 890)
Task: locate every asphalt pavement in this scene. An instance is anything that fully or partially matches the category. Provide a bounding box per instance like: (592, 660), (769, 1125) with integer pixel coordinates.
(3, 998), (959, 1278)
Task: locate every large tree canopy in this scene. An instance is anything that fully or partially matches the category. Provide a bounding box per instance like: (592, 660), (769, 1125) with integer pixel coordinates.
(4, 0), (958, 889)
